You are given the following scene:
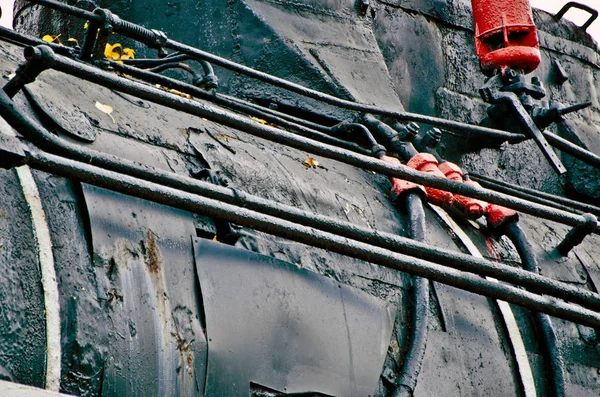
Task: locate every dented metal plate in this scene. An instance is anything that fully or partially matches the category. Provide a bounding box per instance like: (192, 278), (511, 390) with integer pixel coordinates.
(81, 185), (208, 397)
(193, 239), (395, 396)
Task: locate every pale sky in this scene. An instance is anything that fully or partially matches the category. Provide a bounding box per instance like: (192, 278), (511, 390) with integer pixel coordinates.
(0, 0), (598, 41)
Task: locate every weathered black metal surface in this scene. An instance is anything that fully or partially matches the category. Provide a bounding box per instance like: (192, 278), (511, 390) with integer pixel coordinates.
(3, 0), (600, 396)
(0, 166), (46, 388)
(193, 238), (394, 396)
(80, 184), (208, 397)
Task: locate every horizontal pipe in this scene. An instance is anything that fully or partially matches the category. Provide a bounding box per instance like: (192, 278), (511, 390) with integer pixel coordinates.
(470, 172), (600, 217)
(28, 47), (597, 233)
(105, 61), (370, 155)
(165, 40), (525, 142)
(28, 0), (102, 22)
(28, 1), (600, 170)
(24, 148), (600, 329)
(2, 90), (600, 313)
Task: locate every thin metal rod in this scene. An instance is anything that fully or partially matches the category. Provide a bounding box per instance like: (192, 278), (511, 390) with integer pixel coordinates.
(105, 60), (370, 155)
(470, 173), (600, 217)
(29, 48), (597, 233)
(2, 89), (600, 313)
(25, 148), (600, 329)
(545, 130), (600, 169)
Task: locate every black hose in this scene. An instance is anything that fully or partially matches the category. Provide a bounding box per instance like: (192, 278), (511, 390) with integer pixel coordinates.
(148, 62), (196, 75)
(3, 90), (600, 313)
(393, 192), (429, 397)
(503, 222), (566, 397)
(22, 147), (600, 329)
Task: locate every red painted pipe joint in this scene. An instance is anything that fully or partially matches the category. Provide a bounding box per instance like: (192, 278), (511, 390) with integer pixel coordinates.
(438, 162), (487, 219)
(406, 153), (454, 208)
(380, 155), (425, 199)
(471, 0), (541, 75)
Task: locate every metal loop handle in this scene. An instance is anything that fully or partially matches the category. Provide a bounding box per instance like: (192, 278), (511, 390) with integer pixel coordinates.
(555, 1), (599, 31)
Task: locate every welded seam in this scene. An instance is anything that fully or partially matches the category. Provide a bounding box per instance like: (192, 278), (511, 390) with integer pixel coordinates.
(429, 206), (536, 397)
(0, 123), (61, 391)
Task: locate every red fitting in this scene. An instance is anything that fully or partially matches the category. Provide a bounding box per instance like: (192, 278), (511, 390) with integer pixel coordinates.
(406, 153), (454, 208)
(471, 0), (541, 74)
(380, 155), (425, 200)
(486, 203), (518, 229)
(438, 162), (488, 219)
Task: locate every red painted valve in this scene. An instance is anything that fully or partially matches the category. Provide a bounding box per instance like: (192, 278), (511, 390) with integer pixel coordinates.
(471, 0), (541, 75)
(406, 153), (454, 208)
(438, 162), (488, 219)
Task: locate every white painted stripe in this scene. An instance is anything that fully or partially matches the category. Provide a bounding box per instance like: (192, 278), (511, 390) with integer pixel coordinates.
(1, 122), (61, 391)
(430, 205), (537, 397)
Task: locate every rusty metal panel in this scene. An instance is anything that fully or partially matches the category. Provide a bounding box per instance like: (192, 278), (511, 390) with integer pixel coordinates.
(81, 185), (208, 397)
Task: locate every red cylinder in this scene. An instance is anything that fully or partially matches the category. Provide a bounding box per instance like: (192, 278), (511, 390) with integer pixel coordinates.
(471, 0), (541, 75)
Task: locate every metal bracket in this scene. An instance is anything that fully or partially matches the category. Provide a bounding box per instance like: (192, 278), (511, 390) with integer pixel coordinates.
(481, 75), (567, 175)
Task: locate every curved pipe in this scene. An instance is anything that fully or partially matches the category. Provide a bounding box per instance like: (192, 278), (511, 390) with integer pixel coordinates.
(504, 222), (566, 397)
(393, 192), (429, 397)
(27, 1), (600, 170)
(2, 90), (600, 313)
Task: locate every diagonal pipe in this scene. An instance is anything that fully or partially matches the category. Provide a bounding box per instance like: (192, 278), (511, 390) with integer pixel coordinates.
(12, 45), (598, 234)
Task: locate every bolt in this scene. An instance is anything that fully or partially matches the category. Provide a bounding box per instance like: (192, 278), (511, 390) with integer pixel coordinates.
(405, 122), (419, 141)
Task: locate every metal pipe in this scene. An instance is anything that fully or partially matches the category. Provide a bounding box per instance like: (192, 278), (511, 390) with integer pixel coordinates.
(473, 177), (583, 215)
(104, 60), (370, 155)
(0, 26), (74, 57)
(165, 39), (525, 142)
(544, 130), (600, 169)
(25, 47), (597, 233)
(469, 172), (600, 217)
(123, 54), (191, 67)
(221, 95), (337, 133)
(29, 0), (600, 170)
(2, 89), (600, 314)
(23, 148), (600, 329)
(25, 0), (102, 22)
(393, 193), (429, 397)
(26, 0), (524, 142)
